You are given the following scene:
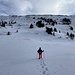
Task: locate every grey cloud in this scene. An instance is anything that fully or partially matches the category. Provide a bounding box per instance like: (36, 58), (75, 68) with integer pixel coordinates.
(0, 0), (32, 15)
(0, 0), (75, 15)
(28, 0), (60, 14)
(57, 0), (75, 15)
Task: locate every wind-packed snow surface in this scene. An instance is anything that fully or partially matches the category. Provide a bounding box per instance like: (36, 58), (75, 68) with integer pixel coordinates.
(0, 15), (75, 75)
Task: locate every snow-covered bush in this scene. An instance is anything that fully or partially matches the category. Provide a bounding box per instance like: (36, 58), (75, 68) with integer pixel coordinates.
(46, 27), (53, 34)
(70, 26), (73, 30)
(69, 33), (74, 40)
(29, 24), (34, 28)
(16, 30), (18, 33)
(54, 27), (57, 32)
(66, 32), (69, 36)
(33, 17), (35, 19)
(7, 32), (11, 35)
(0, 21), (7, 27)
(61, 18), (71, 25)
(53, 32), (55, 36)
(66, 32), (74, 40)
(9, 21), (16, 26)
(36, 20), (44, 28)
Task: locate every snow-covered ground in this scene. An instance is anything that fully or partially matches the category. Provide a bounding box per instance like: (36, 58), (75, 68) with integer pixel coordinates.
(0, 15), (75, 75)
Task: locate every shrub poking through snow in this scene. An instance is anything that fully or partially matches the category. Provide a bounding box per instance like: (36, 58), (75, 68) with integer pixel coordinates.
(70, 26), (73, 30)
(0, 21), (7, 27)
(16, 30), (18, 33)
(36, 20), (44, 28)
(53, 32), (55, 36)
(69, 33), (74, 40)
(7, 32), (11, 35)
(54, 27), (57, 32)
(66, 32), (74, 40)
(46, 27), (53, 34)
(62, 18), (71, 25)
(29, 24), (34, 28)
(66, 32), (69, 36)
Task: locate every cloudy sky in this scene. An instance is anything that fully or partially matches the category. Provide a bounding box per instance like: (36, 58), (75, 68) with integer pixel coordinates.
(0, 0), (75, 15)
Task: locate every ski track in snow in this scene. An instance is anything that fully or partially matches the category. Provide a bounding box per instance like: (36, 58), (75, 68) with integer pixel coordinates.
(39, 58), (50, 75)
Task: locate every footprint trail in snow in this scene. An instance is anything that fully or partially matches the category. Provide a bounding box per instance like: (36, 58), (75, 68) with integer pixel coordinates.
(40, 58), (50, 75)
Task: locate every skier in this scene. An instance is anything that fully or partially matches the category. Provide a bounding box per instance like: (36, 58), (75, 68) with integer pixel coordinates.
(37, 47), (44, 59)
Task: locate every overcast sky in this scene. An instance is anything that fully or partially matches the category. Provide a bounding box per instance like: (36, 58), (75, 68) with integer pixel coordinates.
(0, 0), (75, 15)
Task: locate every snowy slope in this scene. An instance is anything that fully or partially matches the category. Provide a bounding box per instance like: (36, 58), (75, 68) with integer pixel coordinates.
(0, 15), (75, 75)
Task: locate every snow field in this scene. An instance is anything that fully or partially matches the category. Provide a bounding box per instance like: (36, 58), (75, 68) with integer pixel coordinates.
(0, 15), (75, 75)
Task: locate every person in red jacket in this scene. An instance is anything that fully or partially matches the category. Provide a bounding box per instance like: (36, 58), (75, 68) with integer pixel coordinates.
(37, 47), (44, 59)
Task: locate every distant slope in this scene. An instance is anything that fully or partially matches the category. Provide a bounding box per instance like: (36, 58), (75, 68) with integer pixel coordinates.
(0, 15), (75, 40)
